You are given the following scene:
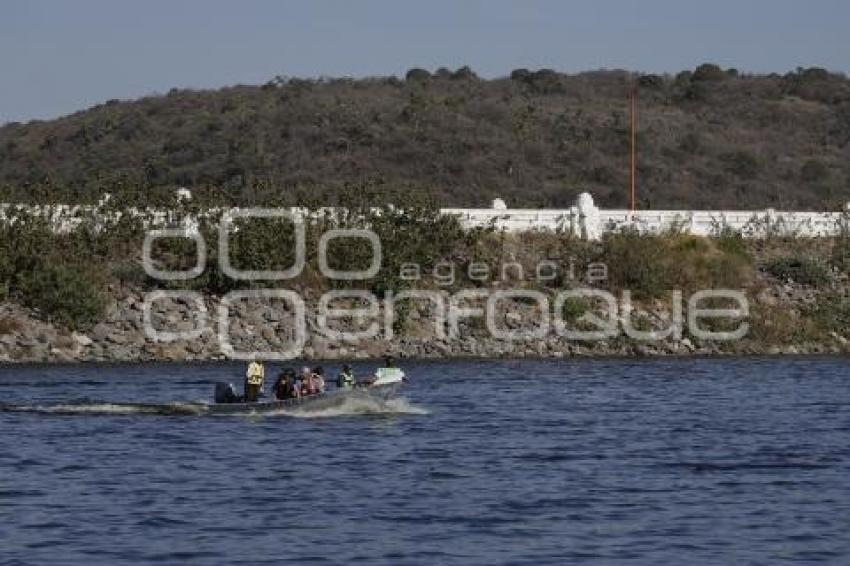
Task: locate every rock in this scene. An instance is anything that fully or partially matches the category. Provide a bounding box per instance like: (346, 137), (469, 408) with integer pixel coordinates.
(106, 332), (127, 345)
(156, 344), (187, 361)
(91, 323), (111, 342)
(260, 326), (278, 343)
(22, 343), (48, 361)
(435, 341), (452, 355)
(186, 341), (204, 355)
(72, 332), (93, 348)
(49, 347), (77, 363)
(36, 328), (58, 343)
(263, 310), (282, 323)
(504, 312), (522, 329)
(757, 288), (778, 306)
(17, 336), (38, 348)
(311, 337), (329, 357)
(105, 299), (121, 322)
(111, 346), (134, 361)
(175, 321), (195, 333)
(633, 344), (652, 357)
(830, 332), (848, 346)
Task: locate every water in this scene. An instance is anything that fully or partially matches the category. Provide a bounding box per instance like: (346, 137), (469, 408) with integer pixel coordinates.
(1, 357), (849, 565)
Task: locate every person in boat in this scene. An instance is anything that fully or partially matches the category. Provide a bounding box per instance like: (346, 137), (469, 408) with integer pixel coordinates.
(337, 364), (356, 389)
(244, 359), (265, 402)
(273, 367), (299, 400)
(293, 370), (304, 395)
(272, 370), (285, 400)
(301, 366), (317, 396)
(312, 366), (326, 393)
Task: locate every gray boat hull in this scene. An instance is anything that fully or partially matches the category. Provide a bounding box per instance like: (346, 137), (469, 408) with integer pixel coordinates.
(206, 383), (400, 415)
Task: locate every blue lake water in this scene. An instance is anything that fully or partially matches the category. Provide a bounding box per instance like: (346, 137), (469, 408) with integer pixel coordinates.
(1, 357), (849, 565)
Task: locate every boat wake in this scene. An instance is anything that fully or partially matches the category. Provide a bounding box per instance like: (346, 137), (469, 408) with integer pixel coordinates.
(268, 397), (429, 418)
(0, 400), (207, 416)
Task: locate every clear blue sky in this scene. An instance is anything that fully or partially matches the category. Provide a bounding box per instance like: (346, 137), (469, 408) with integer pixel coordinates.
(3, 0), (848, 123)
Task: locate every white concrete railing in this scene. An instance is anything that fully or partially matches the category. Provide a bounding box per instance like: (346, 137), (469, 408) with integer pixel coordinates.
(2, 192), (848, 240)
(0, 203), (193, 234)
(442, 197), (849, 239)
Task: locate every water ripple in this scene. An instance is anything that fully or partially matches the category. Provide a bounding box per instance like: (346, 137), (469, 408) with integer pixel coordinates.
(1, 357), (849, 564)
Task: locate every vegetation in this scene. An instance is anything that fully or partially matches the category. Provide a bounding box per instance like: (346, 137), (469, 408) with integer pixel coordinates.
(600, 230), (753, 299)
(560, 296), (589, 322)
(2, 65), (850, 210)
(832, 213), (850, 273)
(764, 255), (831, 286)
(16, 264), (106, 329)
(1, 198), (848, 351)
(811, 295), (850, 334)
(0, 183), (477, 328)
(0, 214), (106, 329)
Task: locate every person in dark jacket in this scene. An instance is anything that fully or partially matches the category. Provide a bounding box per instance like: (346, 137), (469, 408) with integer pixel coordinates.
(273, 367), (299, 400)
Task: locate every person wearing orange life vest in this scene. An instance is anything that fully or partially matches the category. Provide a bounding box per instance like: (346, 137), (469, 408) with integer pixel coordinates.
(244, 359), (265, 402)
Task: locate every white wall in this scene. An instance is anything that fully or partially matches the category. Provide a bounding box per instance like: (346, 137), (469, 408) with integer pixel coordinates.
(441, 194), (849, 239)
(2, 192), (848, 239)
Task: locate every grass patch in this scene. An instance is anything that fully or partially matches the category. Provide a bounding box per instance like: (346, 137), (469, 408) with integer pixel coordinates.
(601, 231), (754, 299)
(764, 255), (831, 286)
(16, 263), (106, 330)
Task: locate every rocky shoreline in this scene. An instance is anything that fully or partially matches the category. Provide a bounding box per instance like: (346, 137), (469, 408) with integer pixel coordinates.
(1, 279), (847, 364)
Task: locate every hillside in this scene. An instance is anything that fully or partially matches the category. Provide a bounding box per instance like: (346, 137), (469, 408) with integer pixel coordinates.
(1, 64), (850, 209)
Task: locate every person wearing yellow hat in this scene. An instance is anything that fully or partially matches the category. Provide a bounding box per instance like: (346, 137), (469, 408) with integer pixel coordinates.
(244, 359), (265, 402)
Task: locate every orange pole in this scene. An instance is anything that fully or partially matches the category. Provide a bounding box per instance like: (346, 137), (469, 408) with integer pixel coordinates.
(630, 82), (637, 214)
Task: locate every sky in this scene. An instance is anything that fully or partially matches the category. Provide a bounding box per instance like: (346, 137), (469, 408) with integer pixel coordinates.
(2, 0), (849, 123)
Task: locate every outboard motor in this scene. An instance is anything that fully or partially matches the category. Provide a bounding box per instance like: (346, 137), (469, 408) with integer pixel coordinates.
(214, 382), (241, 404)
